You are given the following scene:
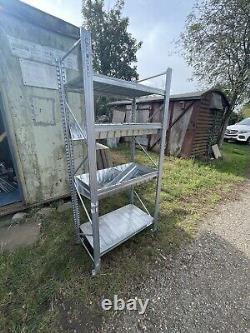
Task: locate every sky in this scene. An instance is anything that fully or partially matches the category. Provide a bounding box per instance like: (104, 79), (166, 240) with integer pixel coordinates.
(22, 0), (199, 94)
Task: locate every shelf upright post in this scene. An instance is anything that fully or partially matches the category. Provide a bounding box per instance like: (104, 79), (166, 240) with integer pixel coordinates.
(80, 27), (101, 275)
(154, 68), (172, 228)
(56, 61), (81, 243)
(130, 97), (136, 204)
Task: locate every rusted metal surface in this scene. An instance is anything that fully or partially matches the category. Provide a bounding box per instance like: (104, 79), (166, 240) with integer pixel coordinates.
(186, 92), (226, 159)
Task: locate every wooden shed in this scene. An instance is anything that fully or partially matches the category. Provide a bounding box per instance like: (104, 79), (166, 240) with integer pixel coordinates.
(109, 89), (230, 159)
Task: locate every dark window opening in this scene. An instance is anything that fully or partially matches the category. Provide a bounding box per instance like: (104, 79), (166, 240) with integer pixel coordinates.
(0, 101), (21, 207)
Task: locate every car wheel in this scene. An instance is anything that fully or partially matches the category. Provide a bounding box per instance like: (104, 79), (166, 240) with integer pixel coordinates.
(247, 137), (250, 145)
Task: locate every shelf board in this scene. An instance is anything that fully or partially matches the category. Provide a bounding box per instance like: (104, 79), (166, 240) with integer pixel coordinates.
(80, 204), (153, 256)
(95, 123), (162, 139)
(69, 122), (86, 141)
(75, 162), (158, 199)
(69, 122), (162, 141)
(65, 73), (165, 98)
(69, 123), (108, 150)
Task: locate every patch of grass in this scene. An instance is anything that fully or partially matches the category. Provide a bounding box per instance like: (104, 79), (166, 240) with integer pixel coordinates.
(0, 143), (249, 332)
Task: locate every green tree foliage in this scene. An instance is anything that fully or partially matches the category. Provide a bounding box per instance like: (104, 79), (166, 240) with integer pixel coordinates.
(181, 0), (250, 111)
(240, 101), (250, 118)
(82, 0), (142, 118)
(82, 0), (142, 81)
(228, 111), (243, 125)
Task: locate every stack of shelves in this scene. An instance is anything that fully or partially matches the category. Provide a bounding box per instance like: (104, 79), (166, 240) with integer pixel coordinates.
(56, 28), (172, 275)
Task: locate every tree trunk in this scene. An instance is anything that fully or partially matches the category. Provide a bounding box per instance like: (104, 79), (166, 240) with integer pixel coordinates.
(218, 108), (231, 147)
(218, 95), (237, 147)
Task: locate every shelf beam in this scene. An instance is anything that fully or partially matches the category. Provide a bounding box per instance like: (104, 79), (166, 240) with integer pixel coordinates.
(65, 73), (165, 97)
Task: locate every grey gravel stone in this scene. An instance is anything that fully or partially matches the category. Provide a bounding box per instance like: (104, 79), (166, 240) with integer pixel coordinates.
(11, 212), (27, 223)
(57, 201), (72, 213)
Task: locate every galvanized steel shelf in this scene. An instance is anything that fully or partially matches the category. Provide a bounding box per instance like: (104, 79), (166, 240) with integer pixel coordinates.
(80, 204), (153, 256)
(66, 73), (166, 97)
(75, 162), (158, 200)
(70, 122), (162, 141)
(56, 27), (172, 275)
(95, 123), (162, 139)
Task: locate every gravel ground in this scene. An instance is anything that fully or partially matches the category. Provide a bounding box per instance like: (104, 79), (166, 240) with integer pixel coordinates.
(101, 181), (250, 333)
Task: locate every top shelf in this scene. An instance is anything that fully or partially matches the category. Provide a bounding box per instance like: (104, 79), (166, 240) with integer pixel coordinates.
(65, 73), (166, 98)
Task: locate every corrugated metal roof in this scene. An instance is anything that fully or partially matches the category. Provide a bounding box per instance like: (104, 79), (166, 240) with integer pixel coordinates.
(171, 91), (208, 100)
(108, 90), (207, 106)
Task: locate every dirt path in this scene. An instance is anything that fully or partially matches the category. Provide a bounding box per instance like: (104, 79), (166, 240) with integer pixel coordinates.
(102, 181), (250, 332)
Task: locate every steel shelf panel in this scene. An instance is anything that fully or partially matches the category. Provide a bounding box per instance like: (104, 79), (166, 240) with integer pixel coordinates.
(69, 122), (162, 141)
(65, 73), (165, 98)
(75, 162), (158, 199)
(95, 122), (162, 139)
(80, 204), (153, 256)
(69, 122), (87, 141)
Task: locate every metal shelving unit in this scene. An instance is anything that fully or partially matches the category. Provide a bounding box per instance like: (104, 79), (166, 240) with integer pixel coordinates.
(56, 27), (172, 275)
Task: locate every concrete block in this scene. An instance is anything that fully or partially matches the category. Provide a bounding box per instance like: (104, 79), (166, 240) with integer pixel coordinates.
(57, 201), (72, 213)
(12, 212), (27, 223)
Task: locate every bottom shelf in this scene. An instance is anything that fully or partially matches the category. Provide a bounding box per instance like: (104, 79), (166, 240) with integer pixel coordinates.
(79, 204), (153, 256)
